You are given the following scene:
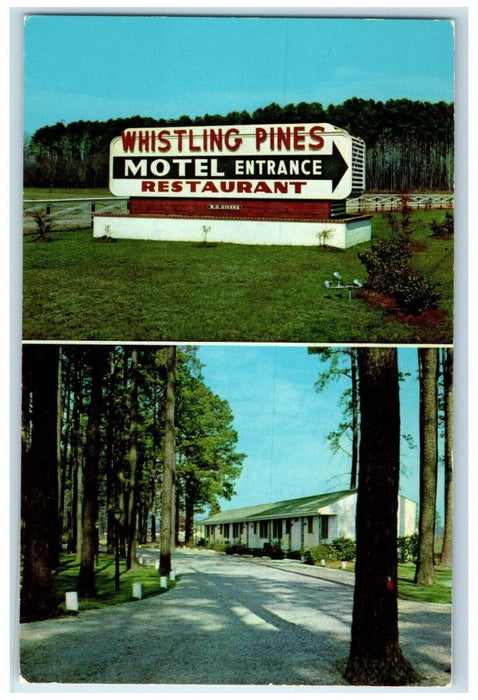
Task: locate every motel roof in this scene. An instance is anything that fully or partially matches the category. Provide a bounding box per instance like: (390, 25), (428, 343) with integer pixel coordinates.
(200, 489), (357, 525)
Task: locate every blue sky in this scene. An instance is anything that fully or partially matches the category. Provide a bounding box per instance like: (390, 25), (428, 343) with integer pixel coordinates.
(23, 14), (455, 135)
(195, 345), (442, 517)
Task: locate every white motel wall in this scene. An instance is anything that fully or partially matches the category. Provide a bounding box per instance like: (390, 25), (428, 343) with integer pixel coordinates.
(93, 214), (371, 249)
(198, 490), (417, 552)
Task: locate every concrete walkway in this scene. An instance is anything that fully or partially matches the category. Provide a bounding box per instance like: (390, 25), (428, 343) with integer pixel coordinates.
(17, 549), (452, 689)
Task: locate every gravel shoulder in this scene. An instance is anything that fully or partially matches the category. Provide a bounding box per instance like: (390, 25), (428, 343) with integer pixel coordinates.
(16, 549), (452, 689)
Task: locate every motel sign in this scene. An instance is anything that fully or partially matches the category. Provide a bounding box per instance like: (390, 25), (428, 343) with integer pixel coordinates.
(109, 123), (366, 201)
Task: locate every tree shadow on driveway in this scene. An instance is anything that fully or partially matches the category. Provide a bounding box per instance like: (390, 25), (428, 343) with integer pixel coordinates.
(18, 551), (451, 688)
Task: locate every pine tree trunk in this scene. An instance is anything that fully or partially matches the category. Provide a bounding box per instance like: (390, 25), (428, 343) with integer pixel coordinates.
(175, 481), (181, 547)
(73, 361), (84, 556)
(184, 480), (196, 546)
(51, 348), (62, 568)
(105, 349), (117, 555)
(77, 347), (107, 598)
(151, 510), (157, 543)
(344, 348), (419, 686)
(160, 346), (176, 575)
(440, 348), (453, 567)
(75, 451), (83, 559)
(126, 348), (139, 570)
(350, 350), (359, 490)
(21, 345), (59, 622)
(415, 348), (439, 585)
(58, 367), (71, 541)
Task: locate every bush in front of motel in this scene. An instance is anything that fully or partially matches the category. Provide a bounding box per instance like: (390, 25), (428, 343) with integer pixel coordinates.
(206, 540), (227, 553)
(204, 540), (287, 558)
(303, 538), (356, 565)
(302, 545), (331, 565)
(303, 535), (420, 566)
(203, 534), (420, 564)
(397, 533), (419, 562)
(262, 541), (285, 560)
(224, 542), (252, 556)
(330, 536), (357, 561)
(285, 550), (302, 560)
(204, 538), (357, 562)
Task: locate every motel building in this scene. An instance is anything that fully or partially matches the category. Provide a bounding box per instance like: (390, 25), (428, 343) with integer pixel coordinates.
(198, 489), (417, 553)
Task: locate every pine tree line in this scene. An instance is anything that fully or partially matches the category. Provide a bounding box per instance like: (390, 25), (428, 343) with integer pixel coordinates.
(24, 98), (454, 192)
(20, 344), (245, 620)
(310, 346), (453, 580)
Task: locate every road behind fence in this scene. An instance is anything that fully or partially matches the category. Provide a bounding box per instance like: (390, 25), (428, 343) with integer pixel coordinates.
(23, 193), (454, 232)
(346, 193), (454, 214)
(23, 197), (129, 233)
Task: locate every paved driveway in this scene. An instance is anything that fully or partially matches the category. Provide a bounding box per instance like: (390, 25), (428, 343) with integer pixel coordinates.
(17, 549), (451, 688)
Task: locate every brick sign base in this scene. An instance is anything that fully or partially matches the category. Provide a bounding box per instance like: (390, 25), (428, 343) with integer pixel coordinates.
(93, 213), (372, 249)
(128, 197), (346, 220)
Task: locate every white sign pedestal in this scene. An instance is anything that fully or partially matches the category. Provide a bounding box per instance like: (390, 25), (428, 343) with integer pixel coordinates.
(93, 214), (371, 249)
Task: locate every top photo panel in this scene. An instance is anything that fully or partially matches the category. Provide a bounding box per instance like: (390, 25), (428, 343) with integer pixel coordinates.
(22, 14), (455, 344)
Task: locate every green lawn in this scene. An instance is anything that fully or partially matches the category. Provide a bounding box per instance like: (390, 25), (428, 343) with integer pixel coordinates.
(397, 563), (452, 605)
(316, 560), (451, 604)
(22, 209), (453, 343)
(54, 554), (171, 612)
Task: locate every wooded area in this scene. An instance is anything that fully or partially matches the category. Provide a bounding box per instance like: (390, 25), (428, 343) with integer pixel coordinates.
(24, 98), (454, 192)
(345, 347), (419, 685)
(21, 345), (245, 620)
(20, 343), (453, 685)
(344, 346), (453, 685)
(311, 346), (453, 572)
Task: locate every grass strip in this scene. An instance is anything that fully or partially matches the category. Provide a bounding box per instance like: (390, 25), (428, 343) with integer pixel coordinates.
(54, 554), (173, 613)
(309, 560), (451, 604)
(397, 562), (452, 605)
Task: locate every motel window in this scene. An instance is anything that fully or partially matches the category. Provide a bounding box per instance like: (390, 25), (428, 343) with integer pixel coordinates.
(259, 521), (268, 538)
(308, 516), (314, 534)
(233, 522), (241, 539)
(320, 515), (329, 540)
(285, 518), (292, 534)
(253, 522), (257, 534)
(272, 519), (282, 539)
(223, 524), (230, 539)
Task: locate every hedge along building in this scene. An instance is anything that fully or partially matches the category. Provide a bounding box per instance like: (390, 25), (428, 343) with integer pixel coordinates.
(93, 122), (372, 248)
(198, 489), (417, 553)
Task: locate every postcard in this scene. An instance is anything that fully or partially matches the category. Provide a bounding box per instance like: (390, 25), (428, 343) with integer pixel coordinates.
(15, 9), (464, 692)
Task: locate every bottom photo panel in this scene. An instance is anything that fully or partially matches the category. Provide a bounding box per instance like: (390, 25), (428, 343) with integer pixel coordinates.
(18, 343), (453, 688)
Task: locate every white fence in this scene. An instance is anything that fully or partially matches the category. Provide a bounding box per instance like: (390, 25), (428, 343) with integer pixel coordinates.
(346, 193), (454, 214)
(23, 197), (129, 233)
(23, 193), (453, 231)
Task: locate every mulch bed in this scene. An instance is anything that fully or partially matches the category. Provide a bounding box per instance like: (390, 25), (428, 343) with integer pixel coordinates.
(360, 290), (448, 327)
